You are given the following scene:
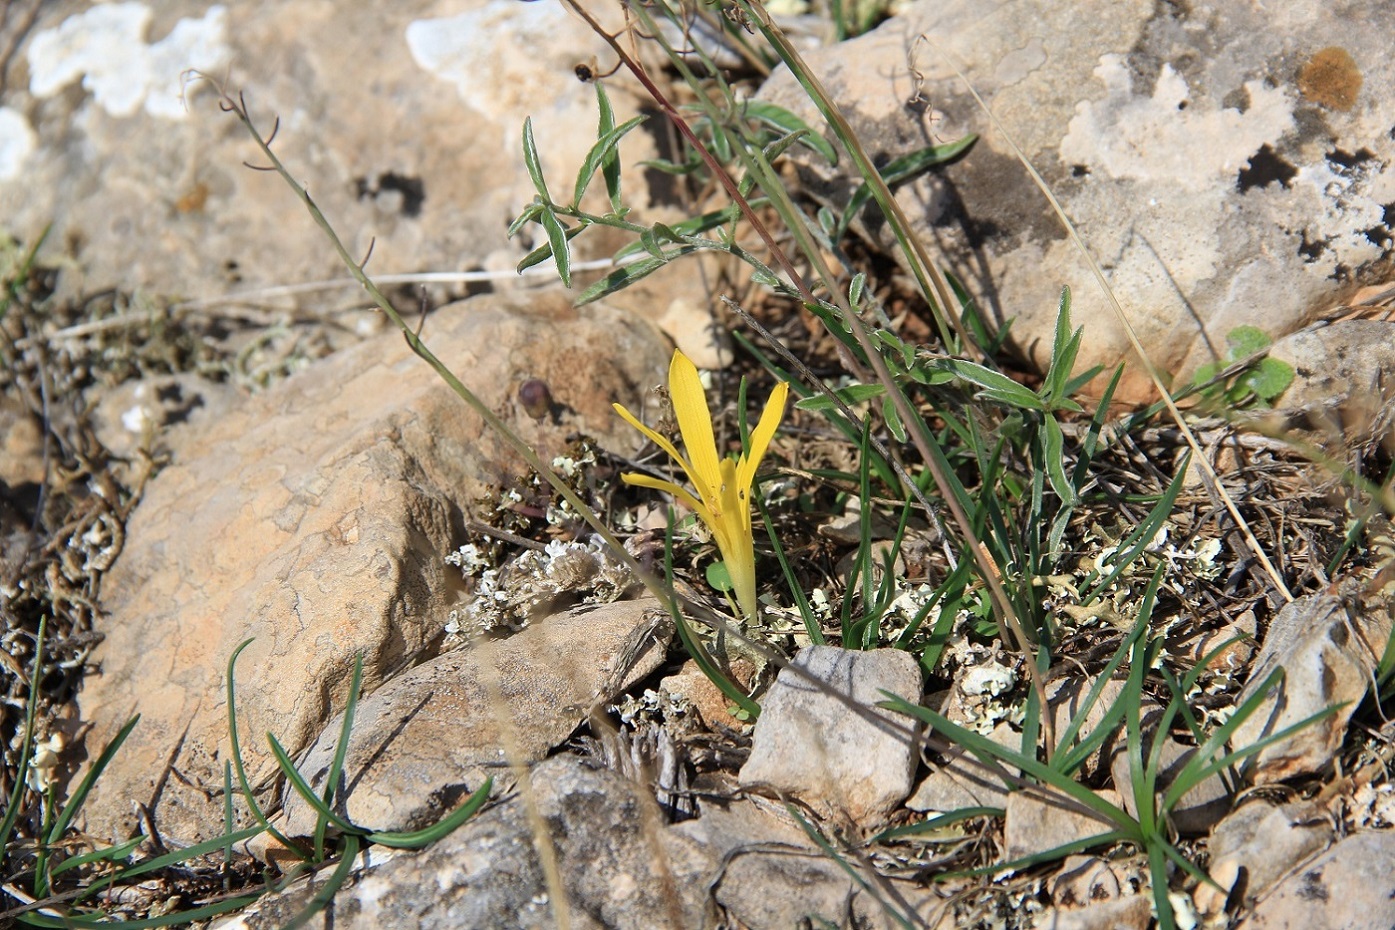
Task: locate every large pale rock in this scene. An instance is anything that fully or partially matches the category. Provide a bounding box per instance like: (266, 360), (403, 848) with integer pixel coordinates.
(739, 645), (922, 824)
(2, 1), (651, 303)
(279, 598), (672, 836)
(1230, 591), (1392, 784)
(1239, 831), (1395, 930)
(759, 2), (1395, 402)
(76, 290), (669, 842)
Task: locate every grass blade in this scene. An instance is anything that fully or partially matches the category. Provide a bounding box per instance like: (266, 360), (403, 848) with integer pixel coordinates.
(367, 777), (493, 847)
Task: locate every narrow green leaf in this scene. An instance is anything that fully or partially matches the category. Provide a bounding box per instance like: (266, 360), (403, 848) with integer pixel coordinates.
(538, 208), (571, 288)
(836, 134), (977, 239)
(17, 893), (263, 928)
(48, 836), (145, 878)
(521, 117), (550, 204)
(598, 84), (625, 212)
(516, 223), (585, 274)
(368, 777), (493, 847)
(572, 114), (647, 208)
(1080, 458), (1189, 604)
(281, 833), (360, 930)
(575, 249), (700, 306)
(268, 733), (360, 836)
(46, 714), (141, 846)
(225, 639), (306, 860)
(1042, 415), (1076, 506)
(848, 272), (867, 308)
(758, 498), (822, 645)
(793, 383), (886, 411)
(317, 652), (363, 860)
(506, 200), (545, 238)
(881, 695), (1139, 833)
(1042, 287), (1076, 399)
(937, 359), (1044, 411)
(76, 826), (264, 903)
(742, 100), (838, 164)
(882, 393), (907, 443)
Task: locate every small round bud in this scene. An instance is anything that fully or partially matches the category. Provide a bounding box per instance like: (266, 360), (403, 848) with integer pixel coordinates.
(518, 379), (553, 420)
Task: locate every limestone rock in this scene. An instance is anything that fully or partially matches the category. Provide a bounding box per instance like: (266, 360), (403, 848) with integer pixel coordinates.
(222, 755), (707, 930)
(1205, 800), (1333, 907)
(739, 645), (922, 824)
(279, 597), (672, 836)
(669, 796), (936, 930)
(222, 755), (933, 930)
(76, 290), (668, 843)
(1239, 831), (1395, 930)
(3, 1), (652, 304)
(759, 2), (1395, 402)
(1230, 592), (1393, 784)
(1268, 320), (1395, 442)
(1003, 789), (1123, 861)
(906, 760), (1008, 815)
(1035, 895), (1152, 930)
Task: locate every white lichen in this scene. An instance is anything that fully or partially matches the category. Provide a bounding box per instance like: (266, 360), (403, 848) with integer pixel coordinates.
(448, 538), (634, 637)
(27, 3), (229, 120)
(0, 107), (36, 182)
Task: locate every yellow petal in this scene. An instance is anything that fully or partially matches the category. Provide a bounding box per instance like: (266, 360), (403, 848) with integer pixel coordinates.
(612, 402), (705, 493)
(737, 379), (788, 489)
(667, 350), (722, 496)
(619, 472), (710, 523)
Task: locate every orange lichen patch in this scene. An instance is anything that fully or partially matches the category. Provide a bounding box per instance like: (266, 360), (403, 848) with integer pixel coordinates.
(175, 181), (210, 214)
(1298, 47), (1362, 111)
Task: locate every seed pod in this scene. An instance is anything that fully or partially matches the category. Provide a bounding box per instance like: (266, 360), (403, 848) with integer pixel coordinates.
(518, 378), (553, 420)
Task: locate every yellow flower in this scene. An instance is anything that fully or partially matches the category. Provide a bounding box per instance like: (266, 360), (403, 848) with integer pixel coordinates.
(614, 349), (788, 621)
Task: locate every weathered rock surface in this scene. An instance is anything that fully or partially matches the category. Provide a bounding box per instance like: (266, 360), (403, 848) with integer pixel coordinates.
(1268, 319), (1395, 441)
(1205, 800), (1333, 909)
(279, 597), (672, 836)
(221, 755), (933, 930)
(1230, 591), (1392, 784)
(1035, 895), (1152, 930)
(759, 1), (1395, 402)
(739, 645), (922, 823)
(2, 1), (649, 303)
(1238, 831), (1395, 930)
(76, 290), (669, 843)
(1003, 789), (1122, 861)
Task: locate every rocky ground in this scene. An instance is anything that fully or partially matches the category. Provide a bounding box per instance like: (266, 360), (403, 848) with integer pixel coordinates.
(2, 2), (1395, 929)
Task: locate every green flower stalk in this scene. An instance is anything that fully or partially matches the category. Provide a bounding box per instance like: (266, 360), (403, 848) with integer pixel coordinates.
(614, 349), (788, 621)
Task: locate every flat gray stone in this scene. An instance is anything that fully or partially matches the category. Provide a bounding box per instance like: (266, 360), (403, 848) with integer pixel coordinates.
(1230, 591), (1392, 784)
(1239, 831), (1395, 930)
(1206, 799), (1333, 906)
(739, 646), (923, 823)
(3, 1), (648, 305)
(1003, 789), (1123, 861)
(279, 598), (672, 836)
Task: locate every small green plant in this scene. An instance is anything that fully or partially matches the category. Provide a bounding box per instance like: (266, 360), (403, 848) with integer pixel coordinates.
(1191, 325), (1295, 408)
